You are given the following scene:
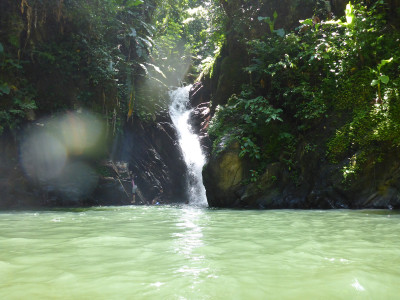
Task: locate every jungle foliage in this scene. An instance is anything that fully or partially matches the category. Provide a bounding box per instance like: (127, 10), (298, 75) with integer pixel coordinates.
(1, 0), (399, 185)
(0, 0), (224, 134)
(208, 0), (400, 182)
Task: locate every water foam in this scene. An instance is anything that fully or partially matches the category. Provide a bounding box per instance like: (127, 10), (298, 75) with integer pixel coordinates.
(169, 86), (208, 207)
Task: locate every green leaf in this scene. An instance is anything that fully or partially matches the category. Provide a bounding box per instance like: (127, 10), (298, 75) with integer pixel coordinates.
(136, 46), (143, 57)
(137, 36), (152, 48)
(300, 19), (313, 26)
(139, 21), (155, 35)
(274, 28), (285, 37)
(126, 0), (144, 7)
(129, 28), (137, 37)
(273, 11), (278, 20)
(0, 83), (10, 95)
(324, 19), (342, 26)
(379, 75), (389, 84)
(345, 3), (354, 25)
(258, 16), (271, 22)
(9, 109), (23, 115)
(371, 79), (379, 86)
(379, 57), (393, 67)
(0, 42), (3, 53)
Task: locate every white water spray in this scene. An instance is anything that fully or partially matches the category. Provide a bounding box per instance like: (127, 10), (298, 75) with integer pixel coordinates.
(169, 86), (208, 207)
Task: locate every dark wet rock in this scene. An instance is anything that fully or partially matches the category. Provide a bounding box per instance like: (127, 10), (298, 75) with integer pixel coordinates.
(0, 106), (187, 208)
(92, 177), (130, 205)
(0, 133), (42, 208)
(189, 82), (210, 108)
(202, 140), (248, 207)
(336, 153), (400, 209)
(116, 113), (187, 204)
(189, 102), (212, 156)
(203, 139), (400, 209)
(90, 160), (146, 206)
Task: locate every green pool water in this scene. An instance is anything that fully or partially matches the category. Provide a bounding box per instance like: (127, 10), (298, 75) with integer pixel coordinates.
(1, 206), (399, 299)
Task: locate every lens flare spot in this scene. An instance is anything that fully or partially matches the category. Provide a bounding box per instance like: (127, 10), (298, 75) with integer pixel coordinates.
(20, 131), (67, 182)
(20, 110), (104, 202)
(57, 112), (104, 154)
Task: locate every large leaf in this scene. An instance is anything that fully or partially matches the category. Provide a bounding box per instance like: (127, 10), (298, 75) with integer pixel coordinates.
(379, 75), (389, 84)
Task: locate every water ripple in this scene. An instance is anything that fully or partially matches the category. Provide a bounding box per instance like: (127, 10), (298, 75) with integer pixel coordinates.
(0, 208), (399, 299)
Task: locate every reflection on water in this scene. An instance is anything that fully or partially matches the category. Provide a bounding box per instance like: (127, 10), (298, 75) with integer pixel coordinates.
(173, 208), (209, 288)
(0, 207), (400, 299)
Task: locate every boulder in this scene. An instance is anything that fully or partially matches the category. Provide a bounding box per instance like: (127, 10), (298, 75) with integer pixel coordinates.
(203, 139), (247, 207)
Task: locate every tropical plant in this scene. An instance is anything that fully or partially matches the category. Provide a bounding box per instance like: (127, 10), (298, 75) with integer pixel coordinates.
(208, 0), (400, 183)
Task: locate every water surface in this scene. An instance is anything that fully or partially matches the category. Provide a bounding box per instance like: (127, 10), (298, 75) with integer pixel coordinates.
(1, 207), (399, 299)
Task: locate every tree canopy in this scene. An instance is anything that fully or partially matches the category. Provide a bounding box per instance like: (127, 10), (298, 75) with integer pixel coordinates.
(0, 0), (224, 134)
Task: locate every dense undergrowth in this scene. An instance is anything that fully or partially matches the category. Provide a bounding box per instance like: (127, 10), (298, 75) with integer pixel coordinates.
(208, 1), (400, 183)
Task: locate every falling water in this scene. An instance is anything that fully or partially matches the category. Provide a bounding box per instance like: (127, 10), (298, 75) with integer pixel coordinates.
(169, 86), (208, 206)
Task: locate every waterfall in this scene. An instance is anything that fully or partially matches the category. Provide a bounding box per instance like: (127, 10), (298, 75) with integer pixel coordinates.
(169, 86), (208, 207)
